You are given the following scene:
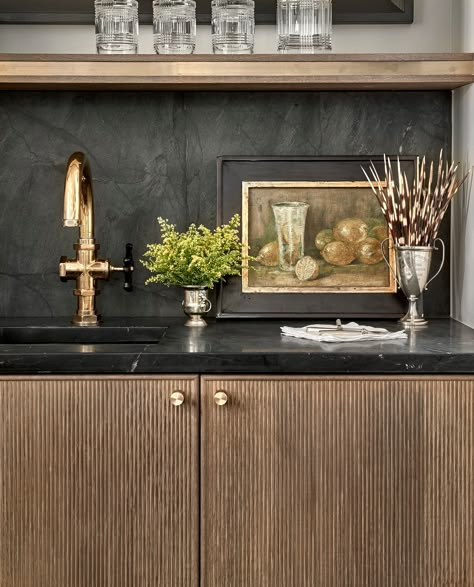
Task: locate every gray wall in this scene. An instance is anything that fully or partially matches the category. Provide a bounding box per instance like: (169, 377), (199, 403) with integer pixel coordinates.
(452, 0), (474, 327)
(0, 0), (456, 54)
(0, 91), (451, 318)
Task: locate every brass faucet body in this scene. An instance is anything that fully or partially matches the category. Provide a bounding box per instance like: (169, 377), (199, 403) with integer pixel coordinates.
(59, 152), (125, 326)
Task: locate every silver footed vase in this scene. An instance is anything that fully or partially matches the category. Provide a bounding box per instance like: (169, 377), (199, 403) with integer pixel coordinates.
(182, 285), (212, 327)
(381, 238), (445, 328)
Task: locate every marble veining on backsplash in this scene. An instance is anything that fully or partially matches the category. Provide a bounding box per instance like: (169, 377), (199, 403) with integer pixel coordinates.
(0, 91), (451, 318)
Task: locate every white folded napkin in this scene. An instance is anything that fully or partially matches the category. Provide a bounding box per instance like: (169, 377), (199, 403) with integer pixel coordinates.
(281, 321), (407, 343)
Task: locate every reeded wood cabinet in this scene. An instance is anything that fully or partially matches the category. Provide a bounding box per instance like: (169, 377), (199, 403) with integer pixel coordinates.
(0, 376), (199, 587)
(2, 375), (474, 586)
(201, 376), (474, 587)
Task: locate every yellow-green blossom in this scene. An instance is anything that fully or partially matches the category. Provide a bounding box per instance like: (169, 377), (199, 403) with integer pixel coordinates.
(142, 214), (249, 289)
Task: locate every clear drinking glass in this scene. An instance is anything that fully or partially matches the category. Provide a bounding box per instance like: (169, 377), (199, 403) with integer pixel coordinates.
(153, 0), (196, 54)
(211, 0), (255, 54)
(277, 0), (332, 53)
(272, 202), (309, 271)
(95, 0), (139, 54)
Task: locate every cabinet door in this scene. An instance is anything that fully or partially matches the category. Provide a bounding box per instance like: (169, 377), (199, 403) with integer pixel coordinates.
(201, 376), (474, 587)
(0, 376), (199, 587)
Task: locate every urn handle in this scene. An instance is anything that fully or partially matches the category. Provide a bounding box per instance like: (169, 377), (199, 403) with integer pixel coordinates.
(381, 238), (401, 289)
(425, 238), (445, 291)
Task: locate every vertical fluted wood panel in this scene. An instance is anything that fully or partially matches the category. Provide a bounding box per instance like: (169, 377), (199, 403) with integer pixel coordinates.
(201, 376), (474, 587)
(420, 379), (474, 585)
(0, 376), (199, 587)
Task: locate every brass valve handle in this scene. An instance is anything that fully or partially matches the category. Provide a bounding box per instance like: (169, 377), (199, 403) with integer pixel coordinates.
(59, 256), (71, 283)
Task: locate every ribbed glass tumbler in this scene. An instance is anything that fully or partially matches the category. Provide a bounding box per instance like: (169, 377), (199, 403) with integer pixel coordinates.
(95, 0), (139, 54)
(211, 0), (255, 54)
(153, 0), (196, 54)
(277, 0), (332, 53)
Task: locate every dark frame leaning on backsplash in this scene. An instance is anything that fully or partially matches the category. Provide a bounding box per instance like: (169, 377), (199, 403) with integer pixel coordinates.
(216, 156), (448, 320)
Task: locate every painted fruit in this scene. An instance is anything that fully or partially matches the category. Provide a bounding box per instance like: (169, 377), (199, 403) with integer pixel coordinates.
(322, 241), (356, 266)
(256, 241), (279, 267)
(295, 256), (320, 281)
(370, 225), (388, 241)
(315, 229), (334, 251)
(365, 217), (385, 231)
(333, 218), (368, 244)
(355, 237), (384, 265)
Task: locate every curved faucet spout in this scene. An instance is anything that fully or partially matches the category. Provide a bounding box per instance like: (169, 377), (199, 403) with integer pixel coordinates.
(63, 152), (94, 240)
(60, 151), (133, 326)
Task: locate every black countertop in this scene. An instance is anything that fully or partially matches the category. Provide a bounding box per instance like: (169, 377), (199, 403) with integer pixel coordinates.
(0, 318), (473, 375)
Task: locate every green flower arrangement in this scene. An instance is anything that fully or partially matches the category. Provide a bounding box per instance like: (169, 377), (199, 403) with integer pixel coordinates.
(142, 214), (248, 289)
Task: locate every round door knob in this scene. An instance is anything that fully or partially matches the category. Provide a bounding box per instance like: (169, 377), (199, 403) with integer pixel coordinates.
(214, 391), (229, 406)
(170, 391), (185, 407)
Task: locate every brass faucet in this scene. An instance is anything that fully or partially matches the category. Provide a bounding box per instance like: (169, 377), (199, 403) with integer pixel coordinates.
(59, 152), (133, 326)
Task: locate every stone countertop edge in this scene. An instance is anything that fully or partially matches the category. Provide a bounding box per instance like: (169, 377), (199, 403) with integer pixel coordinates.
(0, 318), (473, 376)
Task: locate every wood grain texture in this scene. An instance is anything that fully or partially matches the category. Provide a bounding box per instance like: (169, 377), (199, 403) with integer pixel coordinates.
(0, 376), (199, 587)
(201, 376), (474, 587)
(2, 53), (472, 61)
(0, 54), (472, 90)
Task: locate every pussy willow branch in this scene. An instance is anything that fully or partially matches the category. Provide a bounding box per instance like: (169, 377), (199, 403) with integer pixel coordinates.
(362, 151), (471, 247)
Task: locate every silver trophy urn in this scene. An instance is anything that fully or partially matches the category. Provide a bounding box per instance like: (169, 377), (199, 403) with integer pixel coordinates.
(182, 285), (212, 327)
(382, 238), (445, 328)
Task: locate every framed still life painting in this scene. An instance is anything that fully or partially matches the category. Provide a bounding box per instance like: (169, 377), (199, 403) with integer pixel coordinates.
(216, 156), (417, 319)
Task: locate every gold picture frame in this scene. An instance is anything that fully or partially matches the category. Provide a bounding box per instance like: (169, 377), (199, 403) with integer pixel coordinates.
(242, 180), (396, 294)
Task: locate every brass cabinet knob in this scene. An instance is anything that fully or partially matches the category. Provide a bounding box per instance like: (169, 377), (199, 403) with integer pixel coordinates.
(170, 391), (185, 407)
(214, 391), (229, 406)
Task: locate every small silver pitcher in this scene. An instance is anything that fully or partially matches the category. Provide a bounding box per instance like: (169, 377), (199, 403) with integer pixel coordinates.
(182, 286), (212, 328)
(381, 238), (445, 328)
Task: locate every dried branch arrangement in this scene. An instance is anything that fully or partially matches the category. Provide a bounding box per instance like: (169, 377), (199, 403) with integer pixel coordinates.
(363, 152), (470, 247)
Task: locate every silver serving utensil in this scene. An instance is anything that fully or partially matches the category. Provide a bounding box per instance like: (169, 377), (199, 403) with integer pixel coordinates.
(306, 320), (372, 335)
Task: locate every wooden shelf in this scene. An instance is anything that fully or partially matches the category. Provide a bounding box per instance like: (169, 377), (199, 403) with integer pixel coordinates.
(0, 53), (472, 91)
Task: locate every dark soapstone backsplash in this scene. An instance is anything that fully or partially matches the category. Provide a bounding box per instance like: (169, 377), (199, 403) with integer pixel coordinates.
(0, 91), (451, 318)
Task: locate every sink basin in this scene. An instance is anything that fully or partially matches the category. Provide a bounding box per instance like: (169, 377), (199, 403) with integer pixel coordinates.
(0, 325), (168, 345)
